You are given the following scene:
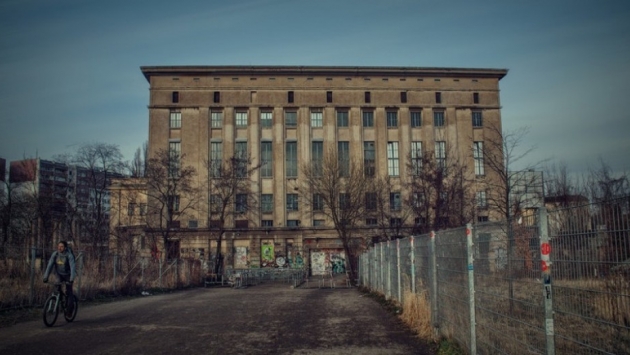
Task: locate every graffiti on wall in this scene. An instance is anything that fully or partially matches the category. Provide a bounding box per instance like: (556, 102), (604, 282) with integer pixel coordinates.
(310, 249), (346, 275)
(235, 246), (248, 268)
(261, 244), (275, 267)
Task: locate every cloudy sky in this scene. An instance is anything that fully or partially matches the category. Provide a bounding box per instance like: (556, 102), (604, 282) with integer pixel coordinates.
(1, 0), (629, 175)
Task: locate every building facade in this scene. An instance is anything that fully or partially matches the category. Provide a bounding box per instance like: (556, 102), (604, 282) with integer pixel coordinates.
(140, 65), (508, 273)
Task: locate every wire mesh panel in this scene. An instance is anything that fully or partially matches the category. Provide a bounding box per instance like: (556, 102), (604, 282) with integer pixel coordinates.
(549, 197), (630, 355)
(389, 241), (399, 302)
(473, 220), (546, 355)
(399, 237), (413, 305)
(435, 227), (471, 351)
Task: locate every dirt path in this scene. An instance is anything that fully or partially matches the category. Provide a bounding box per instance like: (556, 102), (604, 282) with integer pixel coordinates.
(0, 284), (434, 355)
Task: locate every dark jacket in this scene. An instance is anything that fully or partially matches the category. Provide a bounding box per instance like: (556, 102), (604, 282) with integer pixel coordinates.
(43, 250), (76, 282)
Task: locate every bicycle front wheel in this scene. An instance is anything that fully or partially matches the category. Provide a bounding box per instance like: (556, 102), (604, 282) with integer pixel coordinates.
(64, 295), (78, 322)
(42, 296), (59, 327)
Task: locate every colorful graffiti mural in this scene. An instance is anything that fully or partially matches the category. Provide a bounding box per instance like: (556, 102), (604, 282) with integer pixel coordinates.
(234, 246), (248, 268)
(261, 243), (275, 267)
(310, 249), (346, 275)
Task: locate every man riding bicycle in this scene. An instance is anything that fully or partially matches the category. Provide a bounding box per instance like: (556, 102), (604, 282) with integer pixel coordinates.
(43, 241), (76, 316)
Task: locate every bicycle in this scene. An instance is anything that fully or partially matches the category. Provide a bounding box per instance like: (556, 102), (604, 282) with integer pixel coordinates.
(42, 282), (78, 327)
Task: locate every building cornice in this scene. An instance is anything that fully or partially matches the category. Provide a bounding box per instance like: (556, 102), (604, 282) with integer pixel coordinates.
(141, 65), (508, 82)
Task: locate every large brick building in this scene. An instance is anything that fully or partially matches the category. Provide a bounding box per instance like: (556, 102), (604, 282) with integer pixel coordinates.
(138, 65), (507, 274)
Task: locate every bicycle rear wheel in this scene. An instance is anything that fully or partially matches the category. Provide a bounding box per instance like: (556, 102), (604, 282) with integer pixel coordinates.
(64, 295), (78, 322)
(42, 296), (59, 327)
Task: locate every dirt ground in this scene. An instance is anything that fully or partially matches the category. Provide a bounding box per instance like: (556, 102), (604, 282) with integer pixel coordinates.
(0, 283), (435, 355)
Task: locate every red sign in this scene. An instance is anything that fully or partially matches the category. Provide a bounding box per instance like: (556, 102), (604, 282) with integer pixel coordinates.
(541, 243), (551, 255)
(541, 260), (548, 272)
(466, 228), (471, 236)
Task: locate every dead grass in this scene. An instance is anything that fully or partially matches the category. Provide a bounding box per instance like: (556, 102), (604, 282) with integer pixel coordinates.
(400, 289), (434, 342)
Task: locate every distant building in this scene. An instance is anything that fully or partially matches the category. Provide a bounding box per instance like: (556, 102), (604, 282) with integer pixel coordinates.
(139, 65), (508, 273)
(509, 170), (545, 225)
(9, 158), (121, 251)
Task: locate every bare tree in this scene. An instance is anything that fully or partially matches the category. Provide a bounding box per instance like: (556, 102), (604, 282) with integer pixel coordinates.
(370, 175), (413, 242)
(301, 147), (371, 284)
(144, 149), (200, 261)
(206, 155), (261, 275)
(129, 141), (148, 178)
(482, 125), (545, 221)
(406, 148), (475, 235)
(70, 142), (126, 256)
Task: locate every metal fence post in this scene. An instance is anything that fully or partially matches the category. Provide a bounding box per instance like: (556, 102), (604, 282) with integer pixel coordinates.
(539, 207), (555, 355)
(113, 254), (118, 293)
(141, 257), (145, 289)
(387, 241), (391, 299)
(29, 247), (36, 306)
(397, 238), (402, 302)
(159, 257), (163, 288)
(430, 231), (439, 333)
(466, 224), (477, 355)
(410, 236), (416, 294)
(380, 242), (384, 294)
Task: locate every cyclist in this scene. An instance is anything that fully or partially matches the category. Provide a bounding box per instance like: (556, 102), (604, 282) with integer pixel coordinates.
(43, 241), (76, 316)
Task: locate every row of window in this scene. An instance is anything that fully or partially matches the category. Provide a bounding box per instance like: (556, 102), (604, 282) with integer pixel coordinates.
(205, 140), (486, 178)
(204, 189), (488, 222)
(171, 91), (482, 105)
(170, 109), (484, 129)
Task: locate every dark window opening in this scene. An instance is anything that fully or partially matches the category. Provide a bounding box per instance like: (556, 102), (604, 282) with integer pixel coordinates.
(213, 91), (220, 103)
(435, 92), (441, 104)
(326, 91), (333, 103)
(365, 91), (371, 103)
(400, 91), (407, 103)
(473, 92), (479, 104)
(288, 91), (294, 103)
(172, 91), (179, 103)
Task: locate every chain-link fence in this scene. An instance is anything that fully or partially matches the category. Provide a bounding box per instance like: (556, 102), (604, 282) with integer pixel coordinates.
(358, 196), (630, 355)
(0, 248), (204, 311)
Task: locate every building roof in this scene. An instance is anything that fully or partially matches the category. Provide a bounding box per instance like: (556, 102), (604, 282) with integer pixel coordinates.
(141, 65), (508, 82)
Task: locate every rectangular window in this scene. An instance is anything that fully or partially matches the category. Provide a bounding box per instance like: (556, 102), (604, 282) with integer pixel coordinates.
(435, 92), (441, 104)
(474, 141), (485, 176)
(313, 219), (325, 227)
(287, 220), (300, 227)
(411, 141), (422, 175)
(433, 111), (445, 127)
(390, 218), (402, 227)
(262, 220), (273, 227)
(127, 203), (135, 216)
(313, 193), (324, 211)
(261, 194), (273, 213)
(477, 216), (489, 223)
(261, 111), (272, 128)
(310, 110), (323, 127)
(387, 111), (398, 128)
(339, 193), (350, 210)
(326, 91), (333, 103)
(338, 141), (349, 177)
(365, 192), (376, 211)
(390, 192), (401, 211)
(435, 141), (446, 169)
(209, 194), (221, 213)
(286, 194), (299, 211)
(472, 111), (483, 127)
(473, 92), (479, 104)
(337, 110), (348, 127)
(168, 195), (180, 212)
(411, 111), (422, 127)
(170, 111), (181, 129)
(210, 142), (222, 177)
(366, 218), (377, 226)
(235, 142), (247, 178)
(400, 91), (407, 103)
(261, 142), (272, 178)
(139, 203), (147, 216)
(286, 142), (297, 177)
(172, 91), (179, 103)
(235, 111), (248, 127)
(362, 110), (374, 127)
(213, 91), (220, 103)
(312, 141), (323, 177)
(169, 141), (181, 177)
(210, 111), (222, 128)
(235, 194), (248, 213)
(477, 191), (487, 208)
(364, 91), (371, 103)
(364, 141), (375, 177)
(387, 142), (399, 176)
(288, 91), (294, 103)
(285, 111), (297, 127)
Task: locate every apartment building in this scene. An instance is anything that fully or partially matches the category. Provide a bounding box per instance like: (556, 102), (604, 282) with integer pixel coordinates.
(140, 65), (507, 273)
